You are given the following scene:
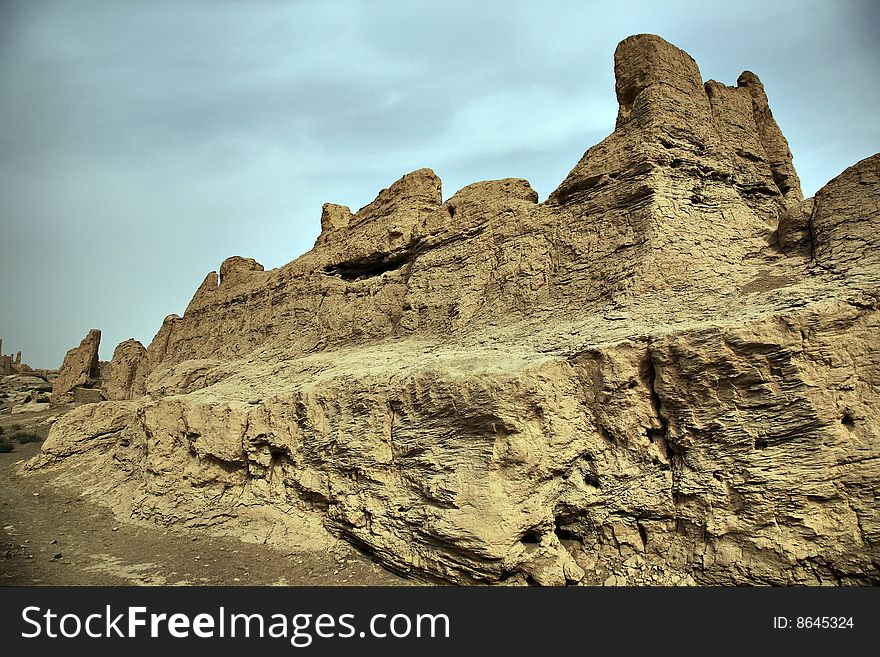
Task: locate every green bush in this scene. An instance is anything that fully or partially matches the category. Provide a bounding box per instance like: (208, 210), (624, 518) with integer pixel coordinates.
(0, 442), (13, 453)
(11, 423), (22, 431)
(15, 432), (41, 444)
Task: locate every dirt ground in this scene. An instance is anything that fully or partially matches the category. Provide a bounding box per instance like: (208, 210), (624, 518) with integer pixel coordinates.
(0, 378), (409, 586)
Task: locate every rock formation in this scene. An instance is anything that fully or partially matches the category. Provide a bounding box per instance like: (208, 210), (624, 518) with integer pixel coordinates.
(811, 153), (880, 270)
(103, 339), (147, 400)
(315, 203), (353, 246)
(26, 35), (880, 586)
(49, 329), (102, 404)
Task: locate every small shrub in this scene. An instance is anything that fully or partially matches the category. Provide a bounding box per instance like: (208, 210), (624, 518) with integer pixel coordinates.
(15, 432), (41, 444)
(0, 425), (4, 435)
(0, 442), (13, 453)
(11, 423), (22, 431)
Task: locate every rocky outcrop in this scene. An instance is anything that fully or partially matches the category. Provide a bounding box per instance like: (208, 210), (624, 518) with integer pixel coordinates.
(547, 34), (804, 299)
(811, 153), (880, 270)
(736, 70), (803, 204)
(27, 35), (880, 586)
(315, 203), (353, 246)
(30, 401), (139, 464)
(50, 329), (102, 404)
(219, 256), (265, 288)
(103, 339), (147, 400)
(184, 271), (219, 316)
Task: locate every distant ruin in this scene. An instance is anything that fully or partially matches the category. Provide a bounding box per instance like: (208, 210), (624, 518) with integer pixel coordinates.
(0, 338), (34, 376)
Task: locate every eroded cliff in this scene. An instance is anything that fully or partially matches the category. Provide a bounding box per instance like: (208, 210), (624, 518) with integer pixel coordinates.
(32, 35), (880, 585)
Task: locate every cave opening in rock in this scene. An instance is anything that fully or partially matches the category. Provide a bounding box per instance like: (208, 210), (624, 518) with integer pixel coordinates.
(520, 529), (541, 545)
(323, 250), (415, 280)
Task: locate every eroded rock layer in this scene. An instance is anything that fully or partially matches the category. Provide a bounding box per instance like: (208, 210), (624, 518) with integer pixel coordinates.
(28, 35), (880, 585)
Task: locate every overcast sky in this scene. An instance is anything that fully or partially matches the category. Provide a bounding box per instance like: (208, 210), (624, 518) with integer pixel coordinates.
(1, 0), (878, 368)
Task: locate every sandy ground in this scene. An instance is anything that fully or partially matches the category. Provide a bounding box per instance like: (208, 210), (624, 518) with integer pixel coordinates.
(0, 379), (409, 586)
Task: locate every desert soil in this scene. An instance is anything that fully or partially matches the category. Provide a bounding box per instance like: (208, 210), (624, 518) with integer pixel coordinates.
(0, 397), (408, 586)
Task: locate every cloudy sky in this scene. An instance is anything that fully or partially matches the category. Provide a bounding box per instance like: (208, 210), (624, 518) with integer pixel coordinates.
(1, 0), (878, 368)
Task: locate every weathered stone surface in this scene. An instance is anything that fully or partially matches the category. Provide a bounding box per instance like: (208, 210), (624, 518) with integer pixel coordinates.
(219, 256), (265, 288)
(315, 203), (353, 246)
(30, 401), (139, 465)
(26, 35), (880, 586)
(103, 339), (147, 401)
(737, 70), (803, 205)
(73, 387), (106, 404)
(50, 329), (101, 404)
(777, 197), (814, 256)
(811, 153), (880, 271)
(184, 271), (218, 316)
(547, 34), (804, 300)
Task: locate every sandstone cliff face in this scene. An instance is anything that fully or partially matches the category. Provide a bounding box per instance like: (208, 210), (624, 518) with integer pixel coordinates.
(28, 35), (880, 585)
